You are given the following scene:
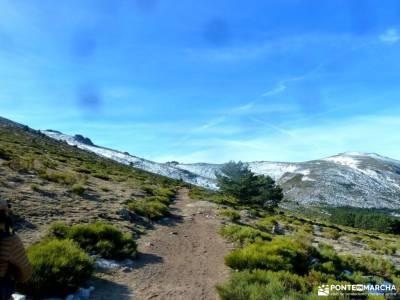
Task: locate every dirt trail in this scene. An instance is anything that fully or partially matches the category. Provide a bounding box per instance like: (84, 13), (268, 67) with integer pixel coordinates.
(91, 188), (231, 300)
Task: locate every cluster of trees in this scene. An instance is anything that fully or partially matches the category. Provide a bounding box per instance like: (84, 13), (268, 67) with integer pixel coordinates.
(216, 161), (283, 210)
(328, 206), (400, 234)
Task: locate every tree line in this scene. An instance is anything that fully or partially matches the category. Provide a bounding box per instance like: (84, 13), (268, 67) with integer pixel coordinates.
(328, 206), (400, 234)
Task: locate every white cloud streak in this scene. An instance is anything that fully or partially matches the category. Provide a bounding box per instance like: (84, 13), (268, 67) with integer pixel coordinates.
(379, 28), (400, 44)
(160, 113), (400, 163)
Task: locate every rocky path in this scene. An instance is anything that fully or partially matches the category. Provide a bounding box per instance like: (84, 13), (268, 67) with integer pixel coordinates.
(91, 188), (231, 300)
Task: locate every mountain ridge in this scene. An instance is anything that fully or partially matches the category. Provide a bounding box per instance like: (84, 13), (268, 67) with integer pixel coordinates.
(0, 115), (395, 209)
(38, 126), (400, 209)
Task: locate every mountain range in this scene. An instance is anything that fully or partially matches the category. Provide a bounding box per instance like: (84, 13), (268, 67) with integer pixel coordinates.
(41, 128), (400, 209)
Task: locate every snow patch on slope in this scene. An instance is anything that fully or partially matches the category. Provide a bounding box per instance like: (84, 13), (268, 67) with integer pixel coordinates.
(42, 130), (400, 209)
(324, 155), (360, 169)
(247, 162), (298, 180)
(42, 130), (217, 189)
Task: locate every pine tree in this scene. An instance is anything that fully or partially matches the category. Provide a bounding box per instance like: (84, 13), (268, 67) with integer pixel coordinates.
(216, 161), (283, 210)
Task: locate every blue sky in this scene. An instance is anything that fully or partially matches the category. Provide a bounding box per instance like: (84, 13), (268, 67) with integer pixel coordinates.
(1, 0), (400, 163)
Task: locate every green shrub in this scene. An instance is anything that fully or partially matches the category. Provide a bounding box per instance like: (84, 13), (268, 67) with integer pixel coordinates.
(341, 255), (397, 279)
(225, 237), (314, 274)
(292, 219), (303, 226)
(48, 222), (137, 259)
(100, 185), (110, 192)
(349, 235), (363, 243)
(69, 183), (85, 195)
(144, 187), (176, 203)
(153, 187), (176, 198)
(0, 147), (11, 160)
(303, 224), (314, 233)
(145, 195), (171, 205)
(312, 244), (346, 276)
(220, 224), (271, 245)
(189, 187), (239, 206)
(92, 172), (110, 181)
(216, 270), (313, 300)
(126, 188), (176, 220)
(30, 183), (41, 192)
(48, 222), (70, 239)
(219, 209), (241, 222)
(23, 239), (94, 298)
(306, 270), (336, 287)
(142, 185), (155, 195)
(323, 227), (341, 240)
(6, 157), (34, 172)
(128, 199), (169, 220)
(212, 195), (239, 206)
(39, 170), (77, 185)
(256, 216), (278, 232)
(74, 167), (92, 174)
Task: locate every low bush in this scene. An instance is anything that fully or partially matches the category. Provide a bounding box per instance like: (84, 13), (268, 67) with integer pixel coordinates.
(349, 235), (363, 243)
(216, 270), (313, 300)
(74, 167), (92, 174)
(225, 236), (314, 274)
(92, 172), (110, 181)
(340, 255), (397, 279)
(153, 187), (176, 198)
(189, 187), (239, 206)
(145, 195), (171, 205)
(256, 216), (279, 232)
(127, 187), (176, 220)
(48, 222), (137, 259)
(306, 270), (336, 287)
(219, 209), (241, 222)
(128, 199), (169, 220)
(69, 183), (85, 195)
(142, 185), (155, 195)
(303, 224), (314, 233)
(6, 157), (34, 172)
(30, 183), (41, 192)
(100, 185), (110, 192)
(220, 224), (271, 245)
(22, 239), (94, 298)
(39, 170), (77, 185)
(0, 147), (11, 160)
(323, 227), (341, 240)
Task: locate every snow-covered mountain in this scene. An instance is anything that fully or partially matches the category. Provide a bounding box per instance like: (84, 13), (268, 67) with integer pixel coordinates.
(41, 130), (217, 189)
(42, 130), (400, 209)
(178, 153), (400, 209)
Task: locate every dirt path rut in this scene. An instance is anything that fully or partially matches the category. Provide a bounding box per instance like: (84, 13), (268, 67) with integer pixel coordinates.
(91, 188), (231, 300)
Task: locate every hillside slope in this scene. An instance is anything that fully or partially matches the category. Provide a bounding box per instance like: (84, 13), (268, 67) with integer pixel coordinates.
(6, 117), (400, 209)
(179, 153), (400, 209)
(0, 118), (180, 242)
(42, 130), (216, 189)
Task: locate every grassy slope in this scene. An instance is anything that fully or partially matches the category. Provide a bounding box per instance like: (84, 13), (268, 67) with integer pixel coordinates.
(190, 187), (400, 298)
(190, 186), (400, 264)
(0, 121), (180, 242)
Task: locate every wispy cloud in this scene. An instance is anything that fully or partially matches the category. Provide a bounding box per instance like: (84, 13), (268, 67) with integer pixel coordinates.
(250, 118), (298, 140)
(163, 112), (400, 163)
(178, 73), (306, 146)
(379, 28), (400, 44)
(231, 75), (304, 113)
(261, 76), (305, 97)
(187, 33), (372, 64)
